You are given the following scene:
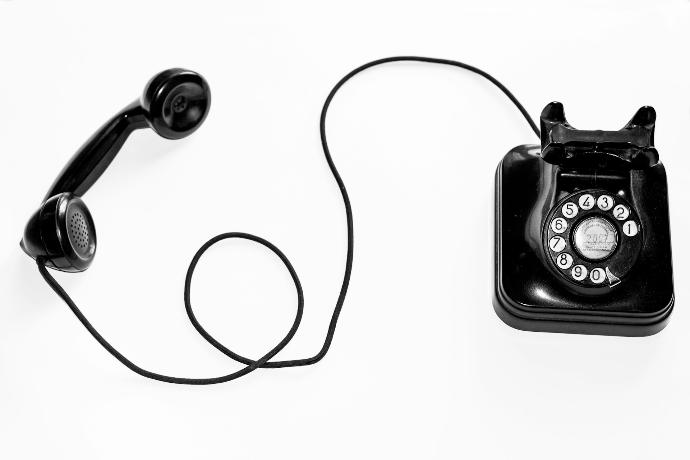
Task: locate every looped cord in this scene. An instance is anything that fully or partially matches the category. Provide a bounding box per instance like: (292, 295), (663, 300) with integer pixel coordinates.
(37, 56), (540, 384)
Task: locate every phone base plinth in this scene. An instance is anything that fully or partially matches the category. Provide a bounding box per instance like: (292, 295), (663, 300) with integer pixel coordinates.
(493, 144), (674, 337)
(493, 285), (673, 337)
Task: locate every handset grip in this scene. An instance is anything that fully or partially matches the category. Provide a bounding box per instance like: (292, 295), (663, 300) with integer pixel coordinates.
(44, 101), (148, 199)
(43, 68), (210, 200)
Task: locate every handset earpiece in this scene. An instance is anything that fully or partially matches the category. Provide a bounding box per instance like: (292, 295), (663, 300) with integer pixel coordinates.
(140, 68), (210, 140)
(22, 68), (210, 272)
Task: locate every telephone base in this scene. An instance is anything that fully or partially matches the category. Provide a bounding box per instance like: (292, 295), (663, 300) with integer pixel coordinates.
(493, 144), (674, 337)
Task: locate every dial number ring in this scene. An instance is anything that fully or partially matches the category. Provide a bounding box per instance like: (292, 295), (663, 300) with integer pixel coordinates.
(544, 189), (642, 288)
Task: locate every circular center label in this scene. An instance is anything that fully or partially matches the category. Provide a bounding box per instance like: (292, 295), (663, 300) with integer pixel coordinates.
(572, 217), (618, 261)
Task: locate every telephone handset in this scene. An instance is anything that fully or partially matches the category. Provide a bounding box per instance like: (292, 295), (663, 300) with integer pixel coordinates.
(494, 102), (674, 336)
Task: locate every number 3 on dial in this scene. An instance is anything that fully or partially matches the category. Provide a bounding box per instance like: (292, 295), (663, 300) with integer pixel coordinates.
(597, 195), (614, 211)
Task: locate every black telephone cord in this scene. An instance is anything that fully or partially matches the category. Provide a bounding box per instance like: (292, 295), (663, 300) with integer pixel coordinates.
(38, 56), (540, 384)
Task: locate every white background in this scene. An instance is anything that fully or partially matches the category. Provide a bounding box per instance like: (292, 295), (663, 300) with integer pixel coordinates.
(1, 1), (689, 458)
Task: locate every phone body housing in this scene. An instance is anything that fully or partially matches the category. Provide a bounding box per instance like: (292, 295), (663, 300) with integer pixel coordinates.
(493, 102), (674, 336)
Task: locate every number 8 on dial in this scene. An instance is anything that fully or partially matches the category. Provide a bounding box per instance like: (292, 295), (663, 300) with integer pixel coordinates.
(557, 253), (573, 269)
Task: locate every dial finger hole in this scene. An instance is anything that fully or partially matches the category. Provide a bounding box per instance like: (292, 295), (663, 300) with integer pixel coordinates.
(578, 194), (595, 210)
(590, 268), (606, 284)
(549, 236), (566, 252)
(551, 217), (568, 234)
(597, 195), (614, 211)
(556, 253), (573, 269)
(613, 204), (630, 221)
(623, 220), (639, 237)
(571, 265), (588, 281)
(562, 202), (578, 218)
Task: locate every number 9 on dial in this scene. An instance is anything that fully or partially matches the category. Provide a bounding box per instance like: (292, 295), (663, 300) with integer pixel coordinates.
(571, 265), (588, 281)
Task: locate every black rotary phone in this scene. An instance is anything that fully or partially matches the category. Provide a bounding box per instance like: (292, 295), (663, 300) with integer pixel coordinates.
(21, 57), (675, 385)
(494, 101), (674, 336)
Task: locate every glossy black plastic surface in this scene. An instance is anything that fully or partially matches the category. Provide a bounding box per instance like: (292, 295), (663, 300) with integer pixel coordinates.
(24, 68), (210, 273)
(141, 68), (210, 140)
(541, 101), (659, 169)
(20, 193), (96, 272)
(493, 104), (674, 336)
(44, 102), (148, 199)
(44, 68), (210, 199)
